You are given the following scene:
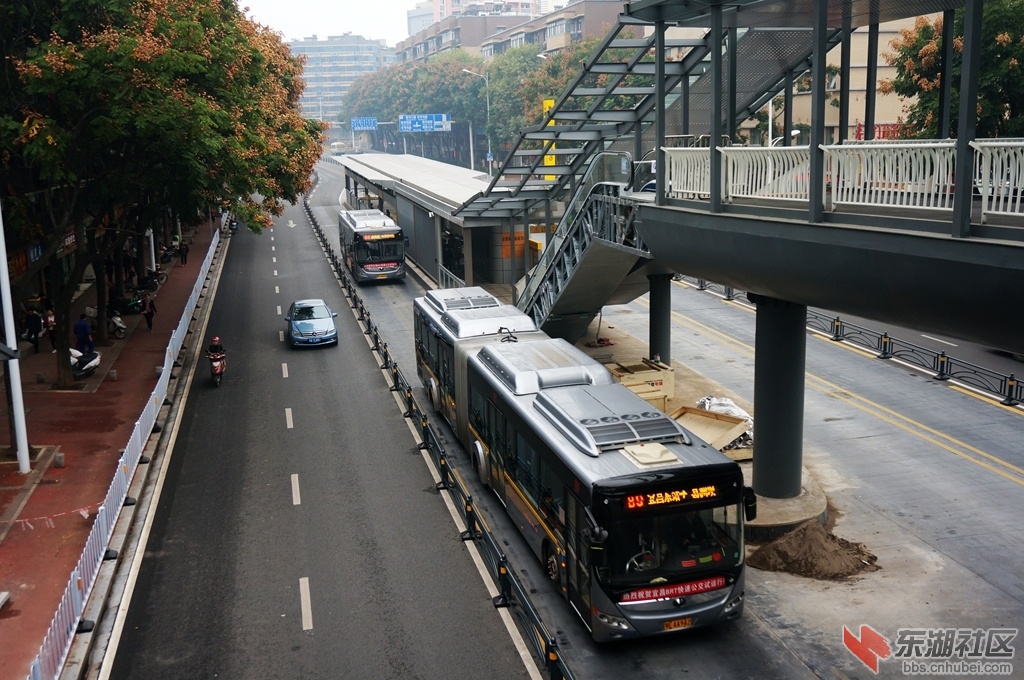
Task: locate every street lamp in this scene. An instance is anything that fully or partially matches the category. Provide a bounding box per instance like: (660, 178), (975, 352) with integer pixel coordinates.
(462, 68), (492, 175)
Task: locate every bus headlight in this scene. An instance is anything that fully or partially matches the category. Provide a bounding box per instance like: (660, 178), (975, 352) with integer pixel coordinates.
(595, 610), (630, 630)
(723, 593), (744, 614)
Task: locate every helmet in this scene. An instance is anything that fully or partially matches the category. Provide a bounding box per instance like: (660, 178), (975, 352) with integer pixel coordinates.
(212, 336), (220, 344)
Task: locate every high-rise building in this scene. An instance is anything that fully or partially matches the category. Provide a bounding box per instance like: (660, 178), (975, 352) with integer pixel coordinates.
(289, 34), (396, 131)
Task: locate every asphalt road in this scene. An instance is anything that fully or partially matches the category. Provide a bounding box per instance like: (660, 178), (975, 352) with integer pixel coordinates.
(109, 201), (535, 679)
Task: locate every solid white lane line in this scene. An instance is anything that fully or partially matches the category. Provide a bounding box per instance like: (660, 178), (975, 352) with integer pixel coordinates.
(299, 577), (313, 630)
(921, 334), (957, 347)
(276, 305), (282, 315)
(285, 408), (293, 429)
(282, 363), (289, 379)
(291, 474), (301, 505)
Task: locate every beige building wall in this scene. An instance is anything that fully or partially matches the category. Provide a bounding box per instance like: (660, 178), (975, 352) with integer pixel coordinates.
(786, 16), (933, 141)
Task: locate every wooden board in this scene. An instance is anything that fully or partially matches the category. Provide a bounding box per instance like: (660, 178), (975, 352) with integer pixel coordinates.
(669, 405), (749, 452)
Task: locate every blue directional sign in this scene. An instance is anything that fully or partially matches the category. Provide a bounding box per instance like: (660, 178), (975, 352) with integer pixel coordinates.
(351, 117), (378, 131)
(399, 114), (451, 133)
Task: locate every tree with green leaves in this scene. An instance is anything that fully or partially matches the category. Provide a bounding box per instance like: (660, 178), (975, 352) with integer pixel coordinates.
(879, 3), (1024, 138)
(1, 0), (324, 387)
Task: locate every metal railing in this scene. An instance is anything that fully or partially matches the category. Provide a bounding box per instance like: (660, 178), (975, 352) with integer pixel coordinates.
(304, 191), (575, 680)
(28, 229), (222, 680)
(970, 139), (1024, 222)
(720, 146), (811, 202)
(662, 138), (1024, 219)
(678, 275), (1022, 407)
(825, 140), (956, 211)
(663, 147), (713, 199)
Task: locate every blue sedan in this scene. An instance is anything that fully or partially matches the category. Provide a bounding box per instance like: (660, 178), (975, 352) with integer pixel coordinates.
(285, 299), (339, 347)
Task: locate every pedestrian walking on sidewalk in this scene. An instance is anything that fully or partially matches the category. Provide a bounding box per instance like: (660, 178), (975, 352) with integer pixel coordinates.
(74, 313), (94, 353)
(25, 308), (42, 353)
(44, 308), (57, 352)
(142, 293), (157, 332)
(179, 241), (190, 267)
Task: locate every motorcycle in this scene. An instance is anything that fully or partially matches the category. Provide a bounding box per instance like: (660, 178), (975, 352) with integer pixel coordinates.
(229, 219), (239, 234)
(108, 310), (127, 339)
(159, 244), (178, 264)
(113, 294), (143, 315)
(70, 348), (101, 380)
(126, 271), (159, 292)
(207, 351), (226, 387)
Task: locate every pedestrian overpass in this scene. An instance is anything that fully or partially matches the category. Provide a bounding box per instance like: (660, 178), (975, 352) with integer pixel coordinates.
(451, 0), (1024, 499)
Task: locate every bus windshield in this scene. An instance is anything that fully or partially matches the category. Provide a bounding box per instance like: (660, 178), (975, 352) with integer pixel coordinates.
(354, 238), (403, 263)
(598, 505), (743, 588)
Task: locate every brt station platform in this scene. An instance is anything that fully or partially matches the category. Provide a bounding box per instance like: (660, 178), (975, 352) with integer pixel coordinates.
(329, 153), (550, 289)
(323, 153), (827, 539)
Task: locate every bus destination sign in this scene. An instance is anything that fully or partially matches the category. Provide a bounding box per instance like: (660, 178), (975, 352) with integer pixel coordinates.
(625, 484), (718, 511)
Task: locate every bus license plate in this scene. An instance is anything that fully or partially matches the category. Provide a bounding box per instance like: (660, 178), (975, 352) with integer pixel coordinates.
(664, 617), (692, 631)
(376, 274), (387, 279)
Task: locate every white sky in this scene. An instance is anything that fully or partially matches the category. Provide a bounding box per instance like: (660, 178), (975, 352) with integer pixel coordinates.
(239, 0), (418, 47)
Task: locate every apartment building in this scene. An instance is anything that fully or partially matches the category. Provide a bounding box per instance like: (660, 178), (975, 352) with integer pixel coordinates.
(290, 34), (396, 127)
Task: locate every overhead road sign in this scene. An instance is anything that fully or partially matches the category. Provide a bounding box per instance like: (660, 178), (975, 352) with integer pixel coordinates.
(351, 117), (378, 131)
(399, 114), (451, 133)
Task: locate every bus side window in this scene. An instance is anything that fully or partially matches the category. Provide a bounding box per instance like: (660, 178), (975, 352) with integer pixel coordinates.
(469, 387), (484, 430)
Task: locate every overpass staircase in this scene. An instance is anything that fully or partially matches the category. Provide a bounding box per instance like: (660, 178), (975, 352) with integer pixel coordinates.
(457, 17), (844, 340)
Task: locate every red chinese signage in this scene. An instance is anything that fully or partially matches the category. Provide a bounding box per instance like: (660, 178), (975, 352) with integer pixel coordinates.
(619, 575), (727, 603)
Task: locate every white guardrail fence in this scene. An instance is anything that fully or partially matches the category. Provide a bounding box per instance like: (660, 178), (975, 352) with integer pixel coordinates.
(28, 228), (221, 680)
(664, 139), (1024, 222)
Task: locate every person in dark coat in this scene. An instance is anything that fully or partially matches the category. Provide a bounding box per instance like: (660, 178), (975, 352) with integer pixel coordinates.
(24, 308), (43, 353)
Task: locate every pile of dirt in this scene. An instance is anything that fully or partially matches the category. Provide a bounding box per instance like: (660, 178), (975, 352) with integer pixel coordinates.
(748, 519), (880, 581)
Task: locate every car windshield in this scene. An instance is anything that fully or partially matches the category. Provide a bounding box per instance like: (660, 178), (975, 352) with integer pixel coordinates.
(595, 505), (744, 588)
(293, 305), (331, 321)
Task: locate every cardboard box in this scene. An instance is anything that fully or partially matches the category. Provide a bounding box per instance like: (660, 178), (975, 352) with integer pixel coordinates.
(605, 358), (674, 411)
(668, 405), (749, 452)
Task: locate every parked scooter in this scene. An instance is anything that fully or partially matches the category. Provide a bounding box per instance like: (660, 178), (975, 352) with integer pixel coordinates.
(159, 244), (178, 264)
(70, 348), (101, 380)
(108, 310), (127, 339)
(206, 350), (226, 387)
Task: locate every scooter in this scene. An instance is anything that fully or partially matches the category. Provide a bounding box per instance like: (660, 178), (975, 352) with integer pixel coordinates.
(70, 348), (101, 380)
(108, 310), (127, 339)
(207, 351), (226, 387)
(114, 294), (143, 315)
(229, 219), (239, 235)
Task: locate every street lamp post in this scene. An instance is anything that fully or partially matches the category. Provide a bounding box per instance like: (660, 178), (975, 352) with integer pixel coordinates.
(462, 69), (491, 175)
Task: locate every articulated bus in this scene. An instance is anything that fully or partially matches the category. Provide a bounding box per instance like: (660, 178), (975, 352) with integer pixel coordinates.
(413, 287), (757, 642)
(338, 209), (406, 283)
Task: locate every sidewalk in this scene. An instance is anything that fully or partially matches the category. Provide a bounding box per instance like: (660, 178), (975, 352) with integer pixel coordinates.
(0, 222), (217, 679)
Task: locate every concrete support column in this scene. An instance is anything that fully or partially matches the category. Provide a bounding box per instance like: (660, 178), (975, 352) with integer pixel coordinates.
(749, 294), (807, 499)
(648, 273), (673, 365)
(463, 227), (474, 285)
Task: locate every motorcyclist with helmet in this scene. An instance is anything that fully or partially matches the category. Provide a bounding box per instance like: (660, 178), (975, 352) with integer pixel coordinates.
(206, 335), (227, 379)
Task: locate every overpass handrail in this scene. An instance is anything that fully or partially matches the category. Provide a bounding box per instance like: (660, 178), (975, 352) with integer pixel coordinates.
(824, 140), (956, 212)
(970, 139), (1024, 223)
(719, 145), (811, 202)
(663, 147), (713, 200)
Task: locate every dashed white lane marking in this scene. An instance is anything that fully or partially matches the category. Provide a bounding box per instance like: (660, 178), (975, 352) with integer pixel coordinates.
(279, 330), (285, 342)
(291, 474), (301, 505)
(274, 270), (278, 276)
(275, 286), (280, 294)
(272, 246), (276, 252)
(277, 305), (282, 315)
(273, 256), (277, 263)
(299, 577), (313, 630)
(285, 408), (294, 429)
(921, 334), (957, 347)
(282, 363), (289, 379)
